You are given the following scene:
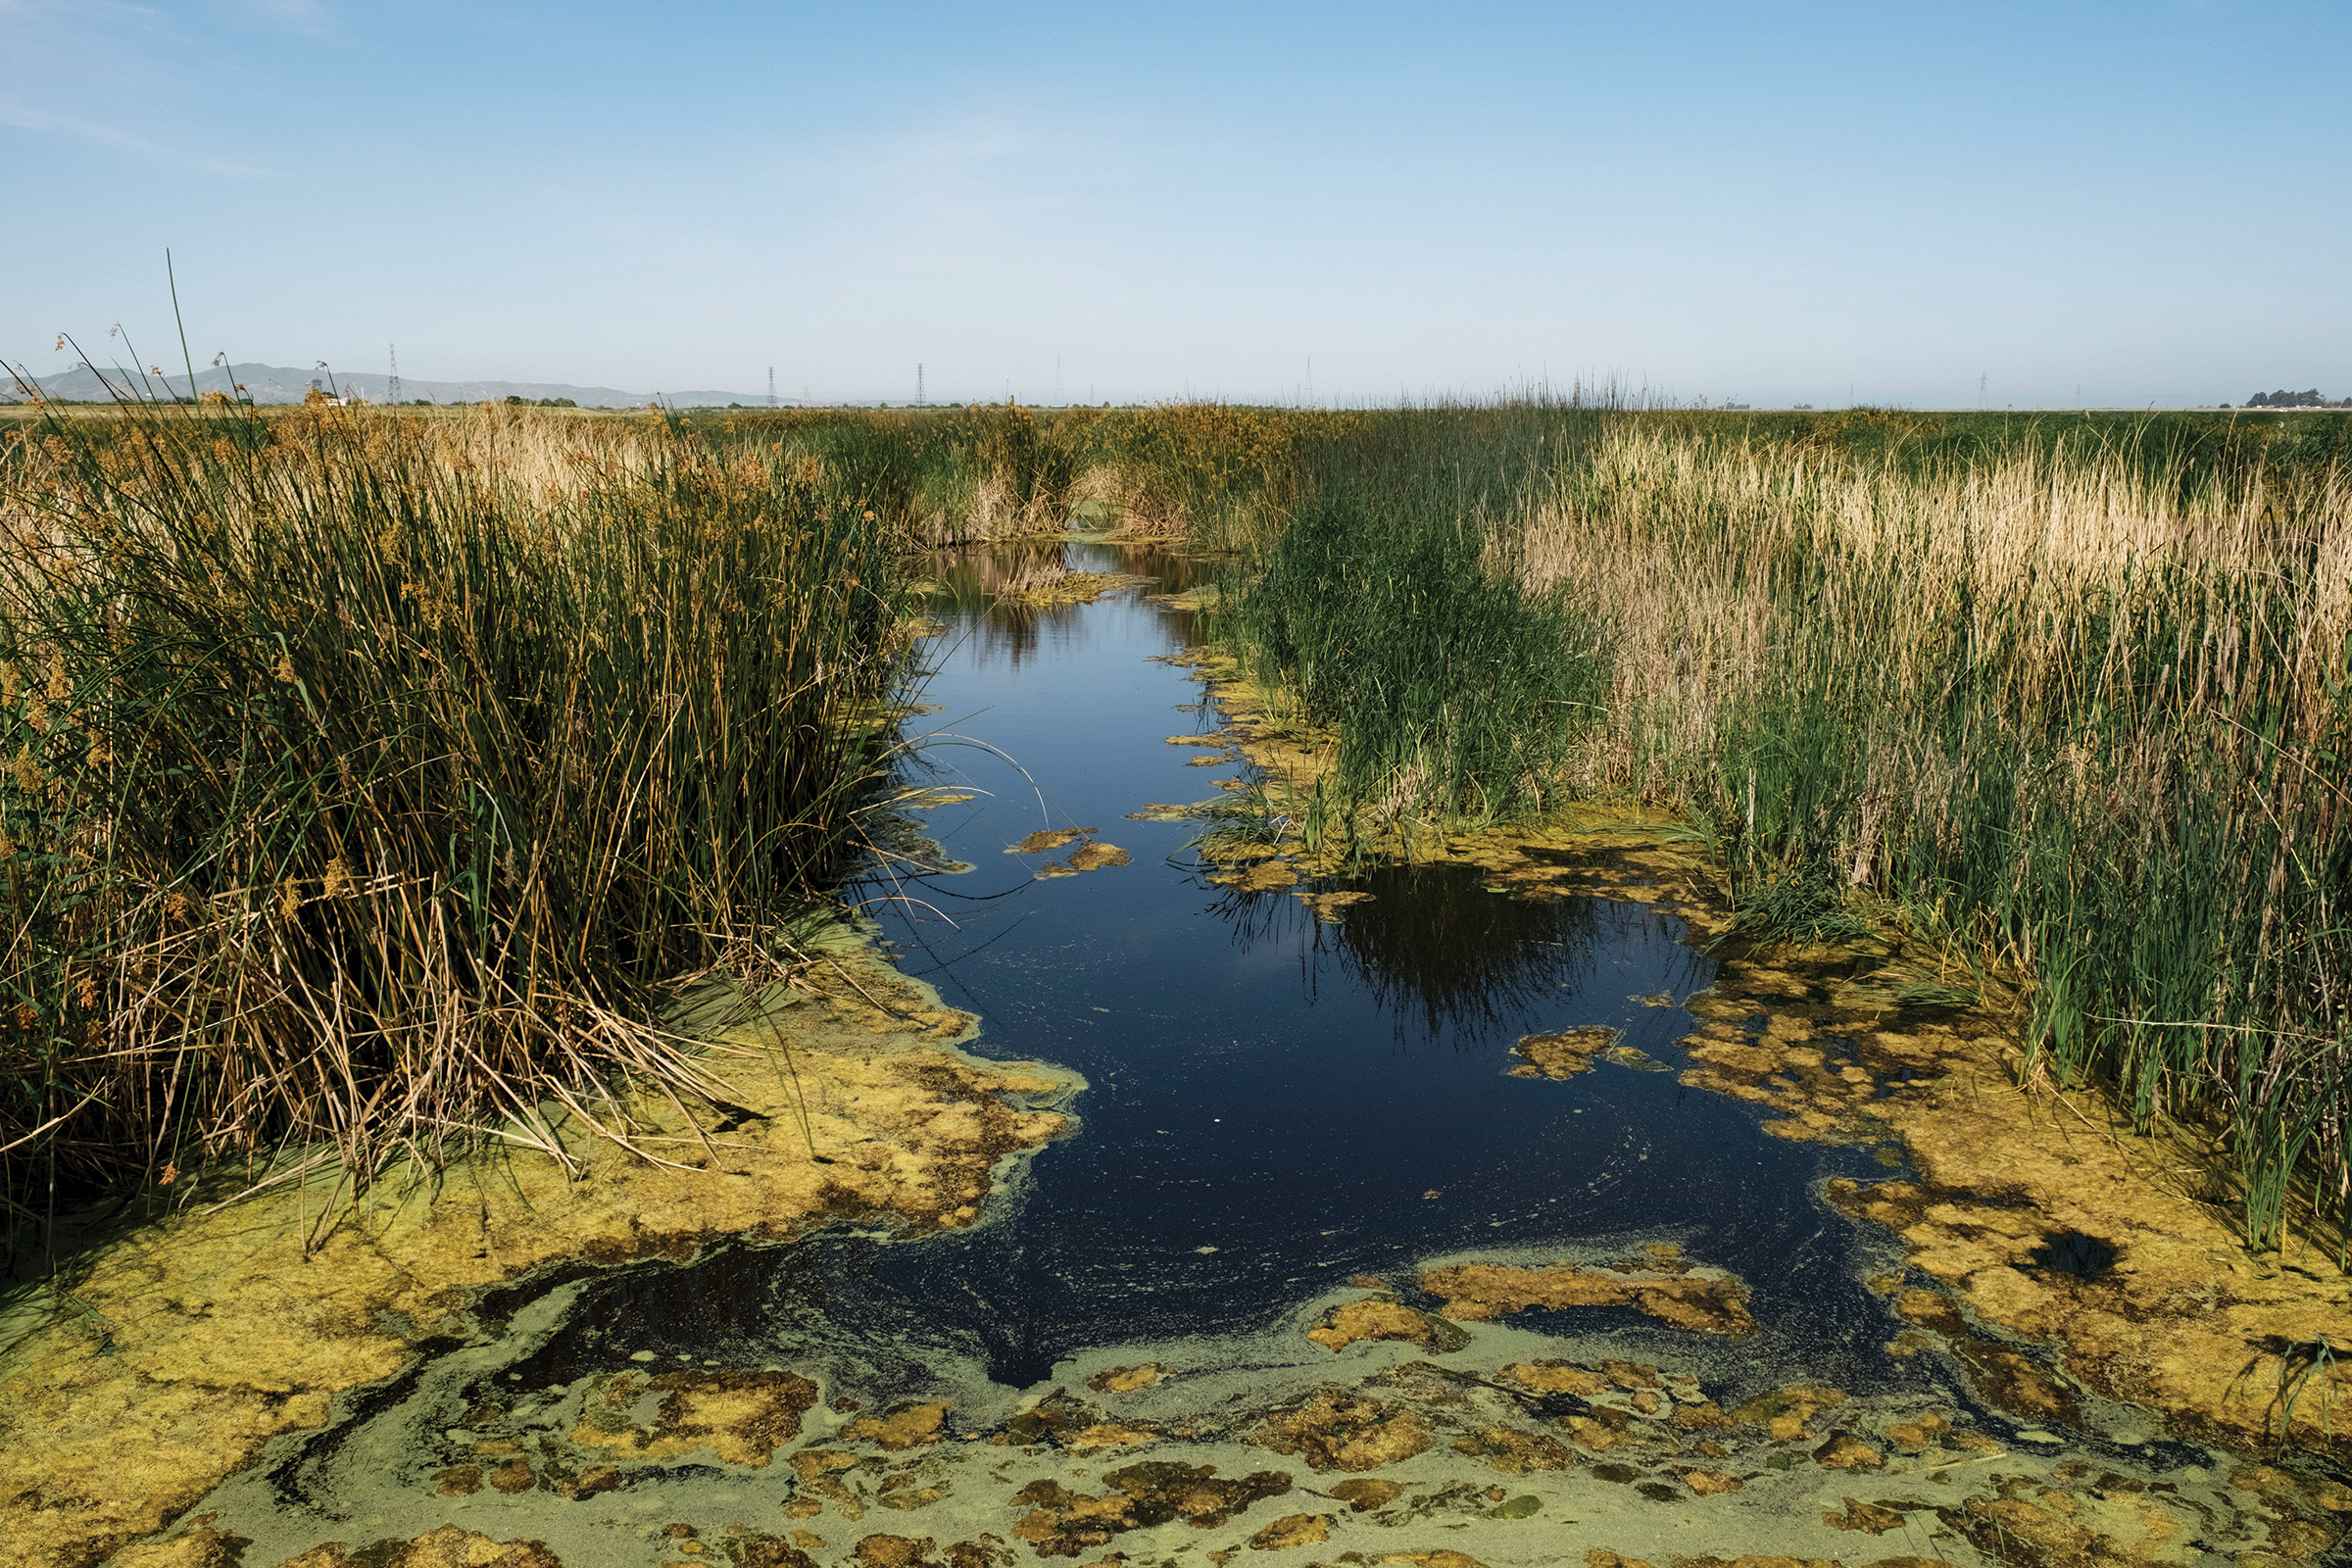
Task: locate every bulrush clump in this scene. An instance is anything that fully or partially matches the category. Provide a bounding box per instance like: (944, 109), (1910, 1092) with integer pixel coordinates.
(0, 399), (909, 1235)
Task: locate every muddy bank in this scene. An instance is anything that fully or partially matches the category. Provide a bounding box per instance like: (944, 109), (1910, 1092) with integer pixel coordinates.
(0, 928), (1079, 1568)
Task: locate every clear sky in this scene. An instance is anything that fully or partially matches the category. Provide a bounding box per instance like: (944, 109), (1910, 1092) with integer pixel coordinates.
(5, 1), (2346, 407)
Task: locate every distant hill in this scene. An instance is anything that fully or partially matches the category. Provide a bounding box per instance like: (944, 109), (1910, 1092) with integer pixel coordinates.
(2, 361), (797, 410)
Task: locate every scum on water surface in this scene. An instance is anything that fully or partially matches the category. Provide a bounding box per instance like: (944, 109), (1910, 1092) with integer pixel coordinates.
(14, 540), (2352, 1568)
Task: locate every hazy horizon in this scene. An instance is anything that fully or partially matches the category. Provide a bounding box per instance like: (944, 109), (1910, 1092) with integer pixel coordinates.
(6, 2), (2347, 409)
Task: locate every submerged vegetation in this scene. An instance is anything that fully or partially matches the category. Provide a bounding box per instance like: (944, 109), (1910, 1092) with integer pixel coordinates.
(5, 388), (2347, 1262)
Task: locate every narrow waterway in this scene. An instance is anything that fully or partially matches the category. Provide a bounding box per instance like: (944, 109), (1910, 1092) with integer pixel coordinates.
(691, 540), (1896, 1391)
(168, 540), (2278, 1566)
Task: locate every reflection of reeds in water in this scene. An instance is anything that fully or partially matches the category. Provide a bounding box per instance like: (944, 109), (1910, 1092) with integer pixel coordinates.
(915, 543), (1211, 669)
(1004, 556), (1075, 594)
(1214, 864), (1686, 1048)
(0, 402), (908, 1234)
(917, 545), (1083, 668)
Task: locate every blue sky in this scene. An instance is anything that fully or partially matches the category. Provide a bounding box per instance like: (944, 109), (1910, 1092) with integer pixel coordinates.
(4, 1), (2346, 406)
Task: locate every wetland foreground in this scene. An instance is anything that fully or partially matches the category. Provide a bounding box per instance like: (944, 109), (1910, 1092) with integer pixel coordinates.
(9, 542), (2346, 1568)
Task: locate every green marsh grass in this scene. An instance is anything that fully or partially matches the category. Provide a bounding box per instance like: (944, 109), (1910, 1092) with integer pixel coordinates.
(0, 400), (910, 1239)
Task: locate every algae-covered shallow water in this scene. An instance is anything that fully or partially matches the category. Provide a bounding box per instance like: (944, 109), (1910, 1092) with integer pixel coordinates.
(164, 541), (2307, 1565)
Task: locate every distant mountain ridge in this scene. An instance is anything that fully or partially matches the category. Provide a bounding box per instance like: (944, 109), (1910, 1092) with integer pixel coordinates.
(3, 361), (797, 409)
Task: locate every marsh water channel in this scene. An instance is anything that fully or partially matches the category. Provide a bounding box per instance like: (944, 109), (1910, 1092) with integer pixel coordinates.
(171, 542), (2289, 1566)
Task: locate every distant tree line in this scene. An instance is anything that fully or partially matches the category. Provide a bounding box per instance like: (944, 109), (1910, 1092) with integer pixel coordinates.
(2234, 388), (2350, 408)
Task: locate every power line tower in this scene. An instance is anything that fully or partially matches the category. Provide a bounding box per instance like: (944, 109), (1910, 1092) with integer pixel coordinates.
(387, 344), (401, 406)
(1980, 370), (1987, 410)
(767, 367), (776, 408)
(916, 364), (925, 407)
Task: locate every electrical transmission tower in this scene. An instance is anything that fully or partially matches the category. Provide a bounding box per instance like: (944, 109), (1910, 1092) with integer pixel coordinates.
(387, 344), (401, 406)
(767, 368), (776, 408)
(916, 364), (925, 407)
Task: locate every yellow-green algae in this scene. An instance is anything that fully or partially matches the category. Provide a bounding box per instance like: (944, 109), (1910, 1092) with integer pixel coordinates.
(0, 928), (1079, 1568)
(71, 1247), (2352, 1566)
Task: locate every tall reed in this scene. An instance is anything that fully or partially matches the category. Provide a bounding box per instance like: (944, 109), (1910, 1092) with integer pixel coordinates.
(1523, 421), (2351, 1250)
(0, 401), (909, 1234)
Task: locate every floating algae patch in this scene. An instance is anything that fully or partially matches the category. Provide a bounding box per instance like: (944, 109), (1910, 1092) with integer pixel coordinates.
(1417, 1250), (1757, 1338)
(566, 1367), (821, 1466)
(1306, 1299), (1469, 1354)
(1294, 887), (1375, 923)
(0, 923), (1082, 1568)
(1121, 802), (1202, 822)
(1507, 1026), (1621, 1079)
(993, 569), (1151, 608)
(173, 1262), (2328, 1568)
(127, 1133), (2327, 1568)
(1207, 858), (1298, 892)
(901, 789), (979, 809)
(863, 808), (978, 879)
(1666, 889), (2352, 1466)
(1008, 828), (1096, 855)
(1086, 1363), (1167, 1393)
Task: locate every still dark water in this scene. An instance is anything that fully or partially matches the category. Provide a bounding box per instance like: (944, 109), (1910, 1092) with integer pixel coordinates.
(500, 541), (1903, 1402)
